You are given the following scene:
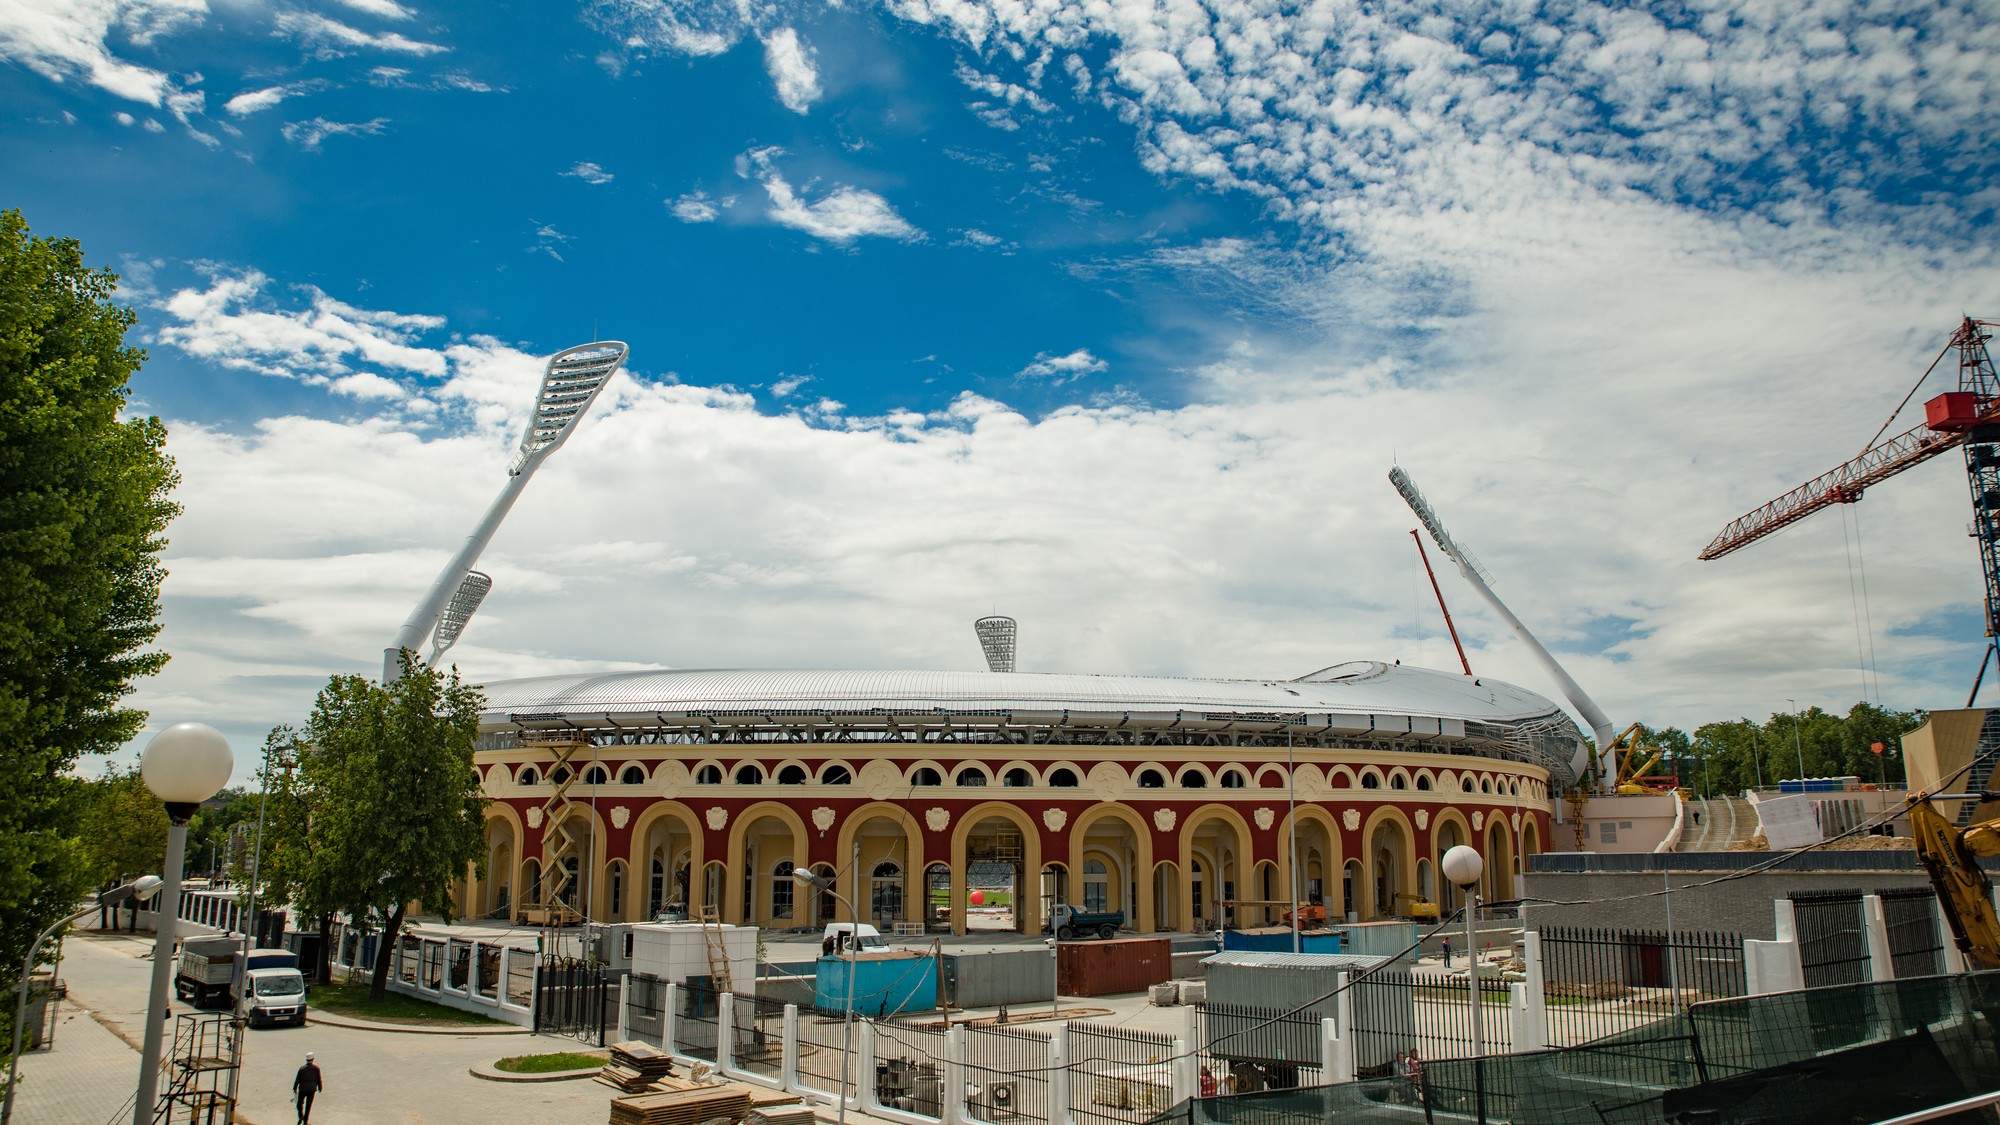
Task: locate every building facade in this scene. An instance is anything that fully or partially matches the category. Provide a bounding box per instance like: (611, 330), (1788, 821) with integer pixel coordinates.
(461, 662), (1572, 935)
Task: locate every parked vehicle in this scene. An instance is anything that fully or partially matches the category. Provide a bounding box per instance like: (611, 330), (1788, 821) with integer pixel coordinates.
(174, 937), (308, 1027)
(821, 923), (890, 956)
(174, 935), (240, 1008)
(1047, 904), (1124, 940)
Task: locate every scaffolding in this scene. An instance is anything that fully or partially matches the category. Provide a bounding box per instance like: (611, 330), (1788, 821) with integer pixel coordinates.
(152, 1011), (241, 1124)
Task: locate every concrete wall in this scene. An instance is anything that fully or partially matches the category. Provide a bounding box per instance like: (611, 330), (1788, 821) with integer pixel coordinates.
(1522, 869), (1936, 939)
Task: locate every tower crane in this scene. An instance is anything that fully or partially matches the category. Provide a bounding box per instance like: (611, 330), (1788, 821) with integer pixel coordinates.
(1700, 317), (2000, 684)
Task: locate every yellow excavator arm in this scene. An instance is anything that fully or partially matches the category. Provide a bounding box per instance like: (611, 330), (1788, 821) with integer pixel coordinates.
(1909, 798), (2000, 971)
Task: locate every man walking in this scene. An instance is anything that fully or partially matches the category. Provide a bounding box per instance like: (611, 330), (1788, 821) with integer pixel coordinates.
(293, 1052), (323, 1123)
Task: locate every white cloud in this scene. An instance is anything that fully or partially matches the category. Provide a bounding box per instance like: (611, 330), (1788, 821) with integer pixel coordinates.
(0, 0), (204, 105)
(670, 194), (718, 223)
(563, 161), (614, 184)
(761, 27), (820, 113)
(154, 269), (449, 382)
(114, 110), (135, 125)
(280, 116), (388, 148)
(225, 83), (305, 117)
(1017, 349), (1106, 381)
(332, 0), (415, 20)
(528, 223), (571, 260)
(273, 11), (445, 56)
(745, 151), (920, 244)
(769, 374), (812, 398)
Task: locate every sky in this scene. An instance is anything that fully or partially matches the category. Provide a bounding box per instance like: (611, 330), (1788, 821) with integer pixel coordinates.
(3, 0), (1997, 775)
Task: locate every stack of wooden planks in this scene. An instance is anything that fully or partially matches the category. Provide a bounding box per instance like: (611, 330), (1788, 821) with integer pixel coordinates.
(607, 1085), (750, 1125)
(596, 1041), (678, 1093)
(745, 1105), (819, 1125)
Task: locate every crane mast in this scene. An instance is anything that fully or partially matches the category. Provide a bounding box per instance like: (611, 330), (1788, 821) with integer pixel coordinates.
(1700, 318), (2000, 640)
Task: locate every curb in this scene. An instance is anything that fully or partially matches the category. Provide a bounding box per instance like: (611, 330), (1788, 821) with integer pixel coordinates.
(308, 1008), (529, 1035)
(469, 1054), (608, 1083)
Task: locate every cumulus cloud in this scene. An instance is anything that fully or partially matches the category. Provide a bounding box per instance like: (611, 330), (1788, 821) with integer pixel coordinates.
(0, 0), (203, 105)
(225, 82), (317, 117)
(761, 27), (820, 113)
(333, 0), (415, 20)
(670, 194), (719, 222)
(154, 269), (449, 382)
(742, 150), (919, 244)
(1017, 349), (1106, 381)
(563, 160), (614, 184)
(281, 116), (388, 148)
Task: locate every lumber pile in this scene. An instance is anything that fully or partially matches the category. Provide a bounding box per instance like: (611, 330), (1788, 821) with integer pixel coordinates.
(597, 1041), (678, 1093)
(746, 1106), (818, 1125)
(608, 1085), (750, 1125)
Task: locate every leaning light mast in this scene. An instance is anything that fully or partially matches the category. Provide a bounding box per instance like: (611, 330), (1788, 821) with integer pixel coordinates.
(384, 341), (628, 680)
(1390, 467), (1616, 791)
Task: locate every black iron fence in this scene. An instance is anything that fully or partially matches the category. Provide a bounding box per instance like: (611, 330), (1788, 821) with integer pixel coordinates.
(794, 1011), (855, 1097)
(626, 973), (666, 1047)
(674, 979), (719, 1061)
(1879, 888), (1944, 979)
(1789, 889), (1868, 988)
(533, 956), (610, 1045)
(732, 993), (785, 1077)
(1348, 968), (1510, 1071)
(874, 1020), (947, 1117)
(1071, 1021), (1179, 1125)
(961, 1024), (1051, 1125)
(1192, 1002), (1327, 1092)
(1538, 926), (1746, 1046)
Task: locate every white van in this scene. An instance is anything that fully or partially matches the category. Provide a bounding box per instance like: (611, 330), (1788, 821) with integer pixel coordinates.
(821, 923), (890, 956)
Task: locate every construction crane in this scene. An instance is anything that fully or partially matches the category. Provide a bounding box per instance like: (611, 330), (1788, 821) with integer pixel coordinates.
(1700, 317), (2000, 691)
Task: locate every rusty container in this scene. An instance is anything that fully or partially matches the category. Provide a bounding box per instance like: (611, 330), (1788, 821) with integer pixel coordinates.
(1057, 936), (1172, 997)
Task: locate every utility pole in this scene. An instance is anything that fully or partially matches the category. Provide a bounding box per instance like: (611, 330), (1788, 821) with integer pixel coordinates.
(1789, 700), (1806, 781)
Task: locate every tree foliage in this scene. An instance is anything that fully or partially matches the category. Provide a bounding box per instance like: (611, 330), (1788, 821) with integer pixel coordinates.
(1659, 702), (1923, 797)
(0, 209), (178, 992)
(299, 654), (487, 1000)
(77, 764), (169, 886)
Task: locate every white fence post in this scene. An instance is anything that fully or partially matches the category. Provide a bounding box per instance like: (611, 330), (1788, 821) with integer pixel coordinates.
(1322, 1017), (1353, 1085)
(617, 974), (631, 1043)
(1171, 1036), (1193, 1103)
(718, 991), (740, 1076)
(782, 1003), (801, 1093)
(945, 1026), (969, 1125)
(1332, 971), (1355, 1080)
(1047, 1024), (1068, 1125)
(1861, 895), (1895, 981)
(1744, 899), (1804, 995)
(662, 981), (679, 1055)
(853, 1019), (875, 1114)
(1512, 932), (1548, 1051)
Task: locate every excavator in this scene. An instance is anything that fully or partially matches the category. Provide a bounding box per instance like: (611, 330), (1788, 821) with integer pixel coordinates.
(1909, 793), (2000, 970)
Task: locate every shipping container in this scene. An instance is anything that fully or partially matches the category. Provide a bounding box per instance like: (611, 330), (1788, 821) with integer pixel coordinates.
(942, 948), (1054, 1007)
(1222, 927), (1344, 954)
(1333, 920), (1418, 961)
(815, 951), (939, 1017)
(1058, 936), (1171, 997)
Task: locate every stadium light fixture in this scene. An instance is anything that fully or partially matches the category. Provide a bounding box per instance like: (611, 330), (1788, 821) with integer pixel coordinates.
(385, 341), (627, 680)
(429, 570), (493, 664)
(975, 616), (1017, 673)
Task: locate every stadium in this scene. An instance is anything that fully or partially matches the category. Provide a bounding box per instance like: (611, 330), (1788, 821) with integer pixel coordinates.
(464, 658), (1575, 937)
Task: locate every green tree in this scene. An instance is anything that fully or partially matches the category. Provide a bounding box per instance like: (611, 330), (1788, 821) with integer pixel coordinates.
(302, 654), (486, 1001)
(78, 764), (168, 884)
(0, 209), (178, 999)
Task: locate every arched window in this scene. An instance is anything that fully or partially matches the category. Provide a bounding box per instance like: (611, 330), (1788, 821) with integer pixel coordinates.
(1258, 769), (1284, 788)
(778, 765), (808, 784)
(606, 860), (626, 917)
(1509, 780), (1520, 795)
(1048, 768), (1079, 787)
(517, 766), (539, 786)
(1003, 768), (1033, 787)
(696, 764), (722, 784)
(1082, 859), (1110, 913)
(870, 861), (904, 923)
(821, 764), (852, 785)
(1461, 778), (1476, 793)
(649, 856), (666, 918)
(735, 764), (765, 784)
(1179, 769), (1207, 788)
(1481, 778), (1493, 793)
(1220, 770), (1245, 789)
(583, 766), (609, 786)
(1361, 773), (1381, 789)
(550, 766), (572, 786)
(955, 767), (988, 786)
(911, 767), (942, 786)
(1137, 769), (1165, 788)
(1416, 775), (1433, 791)
(523, 859), (543, 907)
(1389, 774), (1407, 790)
(621, 765), (647, 785)
(772, 861), (795, 919)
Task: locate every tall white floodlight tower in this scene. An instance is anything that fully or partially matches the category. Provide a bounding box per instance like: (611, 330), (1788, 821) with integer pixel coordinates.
(975, 615), (1017, 673)
(1389, 467), (1616, 791)
(384, 342), (628, 681)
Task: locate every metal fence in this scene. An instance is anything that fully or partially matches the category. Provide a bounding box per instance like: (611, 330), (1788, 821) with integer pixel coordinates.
(732, 994), (785, 1078)
(962, 1024), (1052, 1125)
(1879, 888), (1944, 979)
(1192, 1002), (1327, 1091)
(1070, 1021), (1179, 1125)
(533, 957), (610, 1045)
(794, 1011), (855, 1097)
(1348, 968), (1510, 1070)
(874, 1020), (947, 1117)
(627, 974), (666, 1048)
(1538, 926), (1746, 1046)
(674, 980), (719, 1061)
(1789, 889), (1868, 988)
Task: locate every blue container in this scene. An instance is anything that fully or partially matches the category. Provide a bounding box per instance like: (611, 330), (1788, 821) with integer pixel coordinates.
(1221, 927), (1343, 954)
(814, 953), (938, 1017)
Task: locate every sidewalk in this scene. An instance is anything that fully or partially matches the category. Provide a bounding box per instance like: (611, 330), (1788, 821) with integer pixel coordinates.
(12, 995), (152, 1125)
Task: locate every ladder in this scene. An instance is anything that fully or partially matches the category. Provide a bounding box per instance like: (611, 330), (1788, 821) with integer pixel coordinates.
(524, 733), (589, 933)
(699, 905), (733, 996)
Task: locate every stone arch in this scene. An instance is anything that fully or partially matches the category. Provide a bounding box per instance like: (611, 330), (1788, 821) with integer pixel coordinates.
(1275, 805), (1343, 912)
(726, 801), (811, 924)
(906, 759), (949, 786)
(1045, 761), (1084, 787)
(1134, 762), (1172, 789)
(771, 758), (813, 785)
(1484, 816), (1517, 901)
(1521, 816), (1544, 864)
(1070, 803), (1155, 931)
(996, 759), (1041, 787)
(1328, 767), (1356, 789)
(690, 758), (727, 784)
(1179, 803), (1255, 931)
(949, 801), (1045, 935)
(834, 801), (926, 927)
(472, 802), (524, 919)
(1176, 763), (1215, 788)
(816, 759), (856, 785)
(1359, 806), (1417, 922)
(1429, 809), (1473, 914)
(1386, 767), (1412, 791)
(1254, 768), (1285, 789)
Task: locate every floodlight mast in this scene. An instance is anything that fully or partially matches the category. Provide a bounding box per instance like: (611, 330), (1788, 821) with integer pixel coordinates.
(384, 341), (628, 681)
(1389, 467), (1616, 791)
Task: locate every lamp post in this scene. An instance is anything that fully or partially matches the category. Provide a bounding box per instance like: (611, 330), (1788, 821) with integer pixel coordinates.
(794, 868), (857, 1125)
(242, 743), (293, 965)
(134, 723), (234, 1125)
(3, 877), (161, 1125)
(1788, 699), (1806, 782)
(1441, 846), (1485, 1061)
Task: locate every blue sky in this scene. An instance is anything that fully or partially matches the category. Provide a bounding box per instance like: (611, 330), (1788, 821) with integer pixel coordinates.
(3, 0), (1997, 766)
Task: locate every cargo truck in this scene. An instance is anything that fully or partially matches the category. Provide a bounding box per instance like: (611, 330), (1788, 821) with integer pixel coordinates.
(174, 937), (308, 1027)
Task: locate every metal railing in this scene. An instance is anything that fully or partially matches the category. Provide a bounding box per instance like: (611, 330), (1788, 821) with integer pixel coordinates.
(1880, 888), (1945, 979)
(1538, 926), (1745, 1046)
(962, 1024), (1052, 1125)
(1790, 890), (1869, 988)
(1071, 1021), (1179, 1125)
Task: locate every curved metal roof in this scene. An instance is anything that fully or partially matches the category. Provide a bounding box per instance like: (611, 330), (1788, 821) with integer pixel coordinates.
(476, 661), (1585, 786)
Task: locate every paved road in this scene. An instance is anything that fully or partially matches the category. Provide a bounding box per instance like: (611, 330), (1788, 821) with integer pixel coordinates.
(15, 933), (624, 1125)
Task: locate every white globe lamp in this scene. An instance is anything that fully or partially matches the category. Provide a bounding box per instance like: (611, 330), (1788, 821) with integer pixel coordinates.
(1441, 844), (1483, 888)
(1440, 843), (1487, 1063)
(141, 722), (235, 813)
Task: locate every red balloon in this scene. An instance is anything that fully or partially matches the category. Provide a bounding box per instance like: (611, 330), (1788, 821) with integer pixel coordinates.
(969, 890), (985, 906)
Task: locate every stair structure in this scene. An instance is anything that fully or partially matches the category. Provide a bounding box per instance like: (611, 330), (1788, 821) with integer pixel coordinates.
(153, 1011), (240, 1124)
(524, 732), (590, 930)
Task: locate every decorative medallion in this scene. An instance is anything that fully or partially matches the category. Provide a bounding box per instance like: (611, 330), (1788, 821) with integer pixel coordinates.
(1342, 808), (1360, 832)
(860, 759), (901, 800)
(1511, 812), (1521, 831)
(525, 807), (543, 830)
(812, 806), (836, 833)
(926, 807), (951, 833)
(706, 806), (729, 831)
(656, 760), (690, 787)
(1295, 765), (1330, 799)
(610, 805), (631, 830)
(1043, 808), (1068, 833)
(1253, 808), (1275, 831)
(1414, 809), (1429, 831)
(1471, 811), (1484, 830)
(1153, 808), (1177, 832)
(1089, 762), (1126, 801)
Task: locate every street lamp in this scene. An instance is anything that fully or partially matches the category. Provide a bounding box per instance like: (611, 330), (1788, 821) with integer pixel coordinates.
(241, 743), (294, 971)
(134, 722), (234, 1125)
(1788, 699), (1806, 782)
(3, 877), (161, 1125)
(794, 867), (858, 1125)
(1441, 845), (1485, 1062)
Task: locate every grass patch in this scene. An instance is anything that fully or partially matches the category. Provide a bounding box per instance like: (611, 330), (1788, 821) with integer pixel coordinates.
(494, 1052), (606, 1074)
(308, 980), (506, 1026)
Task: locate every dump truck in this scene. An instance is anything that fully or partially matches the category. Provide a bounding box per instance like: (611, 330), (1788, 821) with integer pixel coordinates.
(1047, 904), (1125, 940)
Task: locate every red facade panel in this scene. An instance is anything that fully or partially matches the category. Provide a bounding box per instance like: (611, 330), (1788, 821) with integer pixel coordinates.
(1056, 936), (1172, 997)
